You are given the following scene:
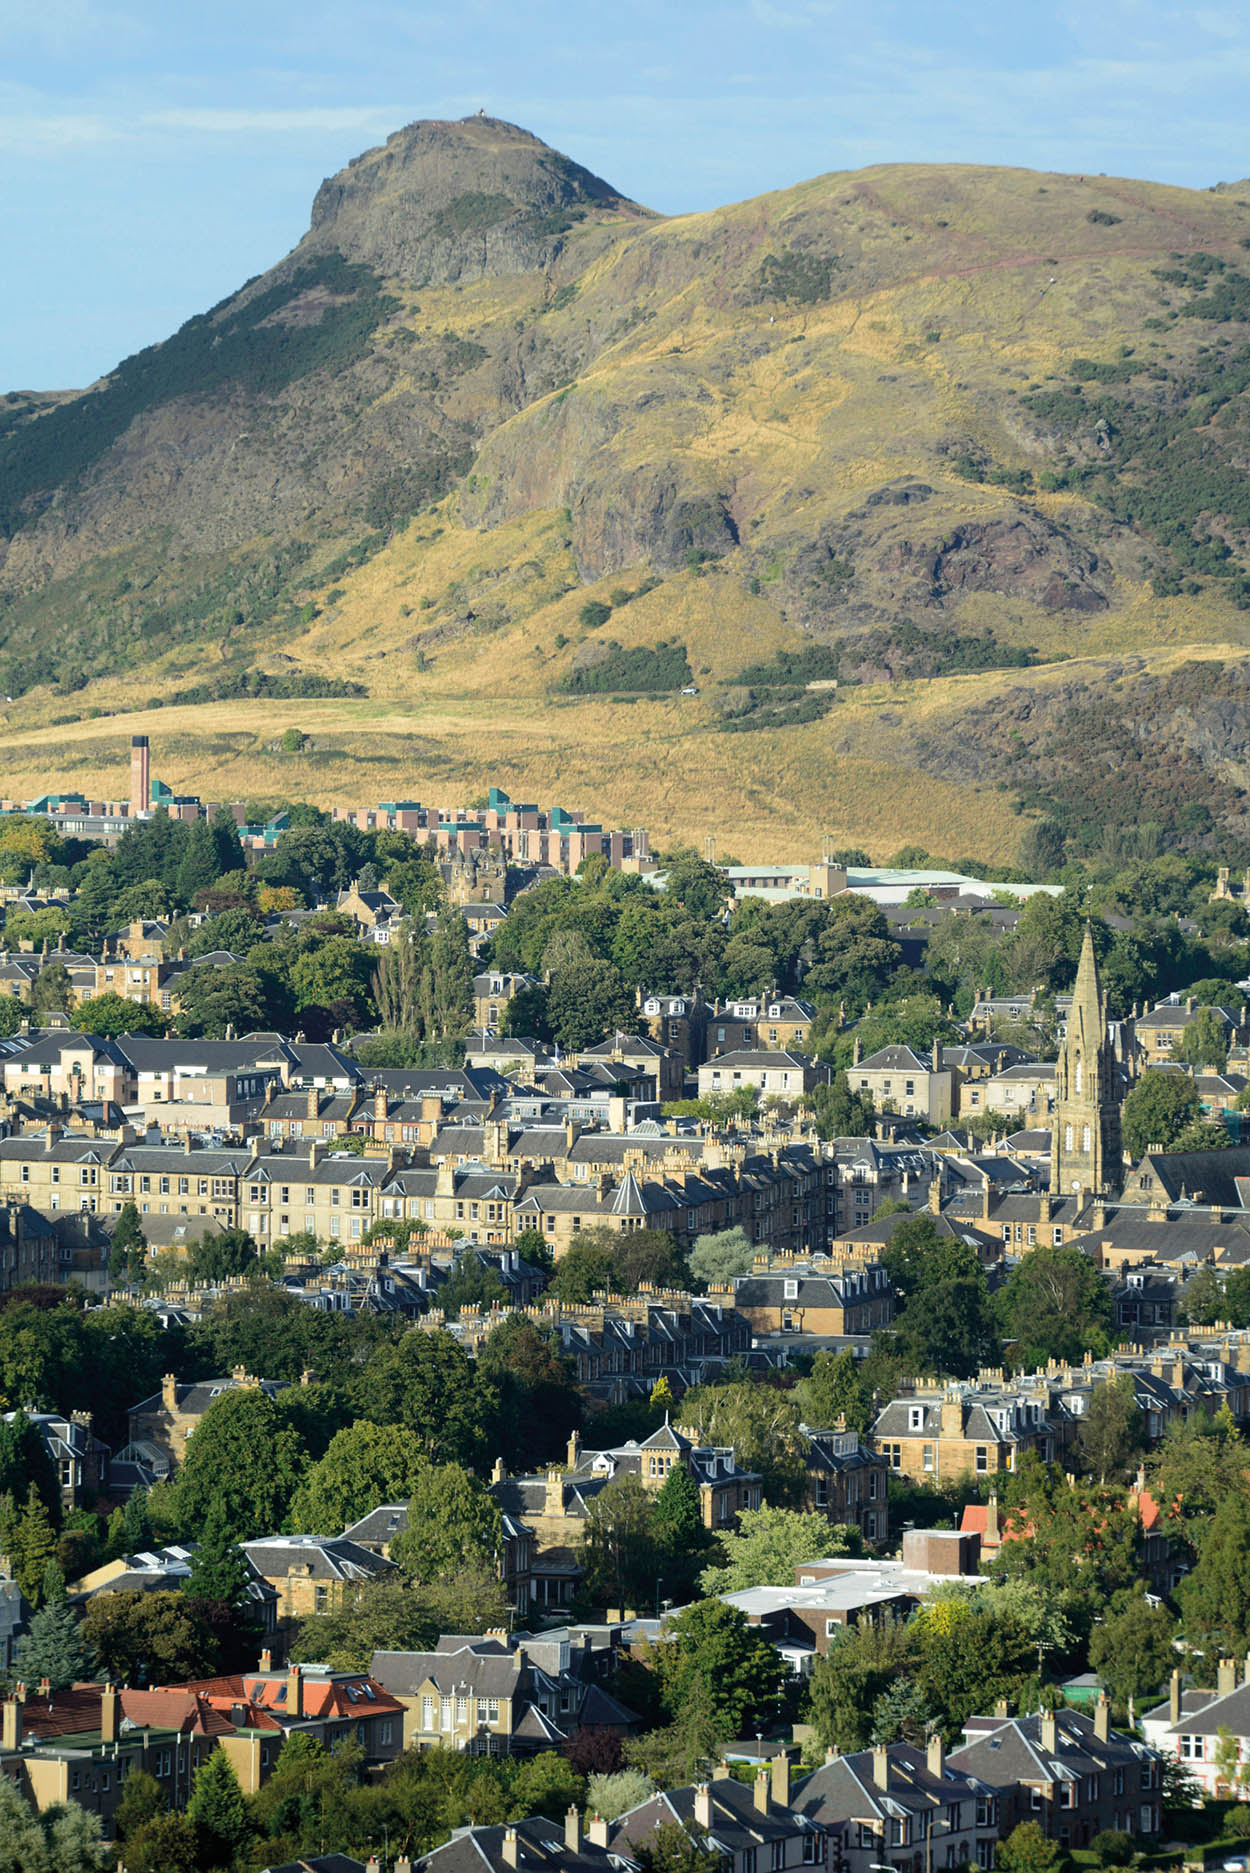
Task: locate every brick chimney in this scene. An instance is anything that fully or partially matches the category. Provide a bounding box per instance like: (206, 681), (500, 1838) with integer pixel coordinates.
(927, 1734), (944, 1777)
(259, 1648), (272, 1673)
(873, 1744), (889, 1788)
(588, 1815), (609, 1848)
(374, 1086), (387, 1122)
(1040, 1710), (1056, 1753)
(0, 1695), (21, 1752)
(287, 1663), (302, 1717)
(1219, 1658), (1237, 1696)
(161, 1372), (178, 1412)
(1170, 1669), (1181, 1726)
(1094, 1694), (1109, 1742)
(753, 1767), (770, 1814)
(502, 1829), (519, 1868)
(306, 1086), (319, 1120)
(771, 1752), (791, 1806)
(694, 1784), (712, 1828)
(565, 1807), (583, 1852)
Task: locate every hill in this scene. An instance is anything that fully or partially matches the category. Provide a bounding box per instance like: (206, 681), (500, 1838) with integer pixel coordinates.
(4, 116), (1250, 865)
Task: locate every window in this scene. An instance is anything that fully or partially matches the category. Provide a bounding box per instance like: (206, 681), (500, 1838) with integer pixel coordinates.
(422, 1696), (435, 1731)
(1180, 1735), (1203, 1760)
(923, 1443), (935, 1472)
(975, 1446), (988, 1473)
(802, 1835), (820, 1863)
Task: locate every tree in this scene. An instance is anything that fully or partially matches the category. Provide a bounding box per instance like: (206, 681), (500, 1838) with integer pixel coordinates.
(184, 1498), (252, 1609)
(911, 1588), (1035, 1738)
(352, 1331), (495, 1467)
(653, 1598), (787, 1735)
(121, 1812), (199, 1873)
(1175, 1118), (1234, 1152)
(997, 1822), (1065, 1873)
(688, 1227), (755, 1286)
(626, 1671), (721, 1788)
(652, 1464), (712, 1598)
(702, 1506), (851, 1593)
(587, 1768), (656, 1821)
(0, 1773), (112, 1871)
(1088, 1592), (1177, 1708)
(635, 1820), (724, 1873)
(121, 1486), (153, 1554)
(186, 1748), (251, 1868)
(171, 1386), (306, 1542)
(995, 1245), (1113, 1368)
(1122, 1069), (1201, 1159)
(289, 1421), (428, 1534)
(582, 1473), (660, 1609)
(291, 1571), (508, 1671)
(186, 1223), (260, 1283)
(798, 1349), (874, 1436)
(114, 1769), (166, 1843)
(1179, 1489), (1250, 1659)
(1177, 1007), (1231, 1072)
(390, 1463), (503, 1583)
(82, 1590), (214, 1684)
(15, 1579), (93, 1689)
(1181, 1263), (1227, 1327)
(547, 958), (636, 1051)
(1077, 1374), (1145, 1484)
(13, 1480), (58, 1603)
(29, 960), (72, 1017)
(800, 1073), (875, 1140)
(677, 1382), (807, 1507)
(110, 1200), (148, 1286)
(478, 1315), (584, 1473)
(548, 1234), (621, 1304)
(806, 1616), (916, 1752)
(71, 992), (166, 1037)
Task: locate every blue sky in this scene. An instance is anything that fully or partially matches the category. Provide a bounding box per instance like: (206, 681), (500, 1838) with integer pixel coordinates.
(4, 0), (1249, 389)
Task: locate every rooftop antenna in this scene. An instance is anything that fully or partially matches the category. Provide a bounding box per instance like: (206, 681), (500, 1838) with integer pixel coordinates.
(704, 836), (716, 865)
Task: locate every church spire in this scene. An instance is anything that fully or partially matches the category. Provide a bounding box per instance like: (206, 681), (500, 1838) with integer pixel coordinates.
(1050, 922), (1123, 1200)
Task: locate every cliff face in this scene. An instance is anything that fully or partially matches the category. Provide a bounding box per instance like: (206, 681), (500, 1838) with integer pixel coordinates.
(5, 123), (1250, 862)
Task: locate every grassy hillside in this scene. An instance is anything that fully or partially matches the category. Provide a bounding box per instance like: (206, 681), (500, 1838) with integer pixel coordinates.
(5, 123), (1250, 864)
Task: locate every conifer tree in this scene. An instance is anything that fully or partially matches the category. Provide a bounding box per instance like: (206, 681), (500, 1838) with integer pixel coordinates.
(111, 1200), (148, 1287)
(14, 1482), (57, 1604)
(121, 1486), (153, 1553)
(185, 1501), (251, 1610)
(186, 1749), (251, 1867)
(16, 1563), (93, 1690)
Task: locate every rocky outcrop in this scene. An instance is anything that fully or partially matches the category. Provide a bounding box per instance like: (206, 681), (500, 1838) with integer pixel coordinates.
(298, 114), (644, 287)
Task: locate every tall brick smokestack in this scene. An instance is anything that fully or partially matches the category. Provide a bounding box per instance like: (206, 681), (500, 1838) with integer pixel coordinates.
(130, 736), (150, 817)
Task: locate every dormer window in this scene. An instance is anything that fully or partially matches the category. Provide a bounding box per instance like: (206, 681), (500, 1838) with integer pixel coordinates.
(784, 1279), (798, 1300)
(908, 1405), (924, 1432)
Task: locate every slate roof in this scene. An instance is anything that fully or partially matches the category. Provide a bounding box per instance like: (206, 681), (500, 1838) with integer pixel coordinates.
(242, 1536), (395, 1584)
(414, 1817), (637, 1873)
(948, 1708), (1158, 1786)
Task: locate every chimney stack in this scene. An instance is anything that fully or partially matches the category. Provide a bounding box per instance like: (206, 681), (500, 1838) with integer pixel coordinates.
(753, 1767), (771, 1814)
(1219, 1658), (1237, 1696)
(1170, 1669), (1181, 1727)
(565, 1808), (583, 1853)
(588, 1816), (609, 1848)
(927, 1734), (944, 1777)
(100, 1683), (118, 1744)
(873, 1744), (889, 1788)
(1094, 1694), (1109, 1742)
(287, 1663), (302, 1718)
(130, 735), (150, 818)
(771, 1752), (791, 1807)
(0, 1695), (20, 1753)
(694, 1785), (712, 1829)
(502, 1829), (519, 1868)
(1040, 1711), (1056, 1753)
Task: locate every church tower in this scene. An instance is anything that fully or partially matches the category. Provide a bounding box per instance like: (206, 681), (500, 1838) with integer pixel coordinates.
(1050, 924), (1123, 1197)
